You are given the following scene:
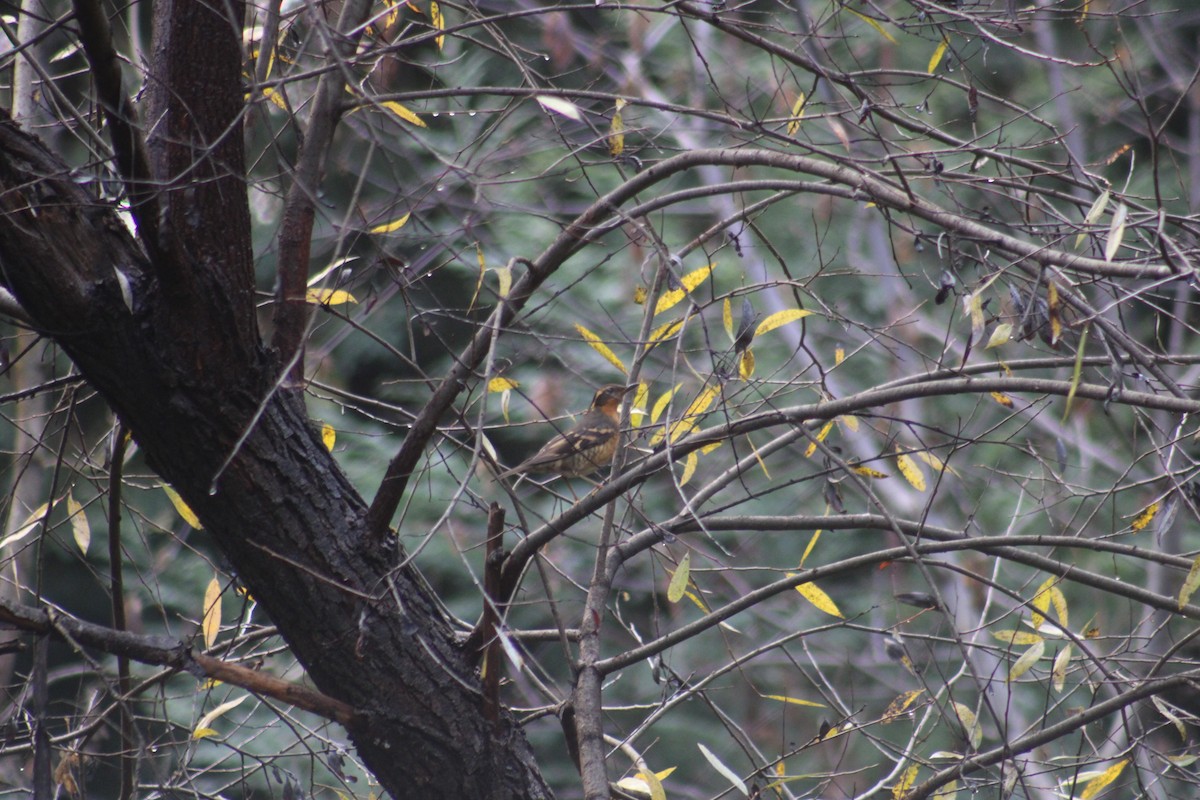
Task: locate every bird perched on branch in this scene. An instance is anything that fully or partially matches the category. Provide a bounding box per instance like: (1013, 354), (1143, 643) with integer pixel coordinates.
(496, 384), (634, 480)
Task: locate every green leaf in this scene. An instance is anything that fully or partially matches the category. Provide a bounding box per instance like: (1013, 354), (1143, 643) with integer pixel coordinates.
(1076, 188), (1110, 248)
(697, 743), (748, 797)
(1104, 203), (1127, 261)
(667, 551), (691, 602)
(1179, 555), (1200, 610)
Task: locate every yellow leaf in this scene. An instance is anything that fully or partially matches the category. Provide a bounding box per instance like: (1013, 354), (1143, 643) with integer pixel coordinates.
(382, 2), (400, 31)
(667, 551), (691, 603)
(927, 36), (949, 74)
(192, 696), (246, 740)
(630, 382), (649, 427)
(262, 86), (288, 111)
(795, 581), (844, 618)
(617, 774), (662, 800)
(202, 576), (222, 649)
(368, 212), (411, 234)
(1052, 644), (1071, 692)
(648, 319), (684, 348)
(381, 100), (427, 128)
(468, 242), (485, 312)
(804, 421), (835, 458)
(738, 349), (755, 380)
(762, 693), (825, 708)
(834, 344), (845, 365)
(847, 8), (897, 43)
(722, 297), (733, 340)
(838, 414), (859, 432)
(684, 383), (722, 420)
(493, 265), (512, 299)
(574, 324), (627, 374)
(488, 378), (518, 423)
(882, 689), (926, 722)
(321, 423), (336, 452)
(637, 769), (666, 800)
(748, 436), (771, 479)
(1045, 283), (1061, 347)
(634, 285), (647, 305)
(0, 501), (49, 550)
(755, 308), (813, 336)
(163, 485), (202, 529)
(67, 494), (89, 556)
(892, 763), (919, 800)
(1178, 555), (1200, 610)
(933, 779), (958, 800)
(683, 589), (711, 615)
(800, 530), (820, 567)
(1131, 501), (1159, 532)
(305, 288), (357, 306)
(1079, 759), (1127, 800)
(651, 385), (680, 425)
(985, 322), (1012, 349)
(488, 377), (519, 393)
(953, 702), (983, 749)
(849, 464), (889, 479)
(650, 384), (721, 445)
(1031, 577), (1069, 631)
(679, 451), (699, 486)
(895, 452), (926, 492)
(914, 450), (957, 476)
(1007, 640), (1045, 682)
(992, 629), (1044, 646)
(990, 391), (1013, 408)
(651, 419), (695, 448)
(786, 92), (806, 137)
(655, 263), (715, 315)
(430, 1), (444, 50)
(608, 98), (626, 157)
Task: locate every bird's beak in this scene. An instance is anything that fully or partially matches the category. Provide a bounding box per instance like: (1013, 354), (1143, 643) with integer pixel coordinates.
(621, 384), (638, 395)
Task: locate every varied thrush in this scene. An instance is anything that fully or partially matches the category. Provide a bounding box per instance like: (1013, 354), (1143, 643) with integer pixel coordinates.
(496, 384), (634, 480)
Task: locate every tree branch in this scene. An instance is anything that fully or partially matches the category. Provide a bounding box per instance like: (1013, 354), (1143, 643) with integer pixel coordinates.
(0, 594), (361, 728)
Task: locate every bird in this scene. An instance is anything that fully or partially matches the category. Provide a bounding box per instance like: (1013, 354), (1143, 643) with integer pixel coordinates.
(496, 384), (635, 480)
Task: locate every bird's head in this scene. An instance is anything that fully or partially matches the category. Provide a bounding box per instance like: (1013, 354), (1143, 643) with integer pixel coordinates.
(590, 384), (636, 414)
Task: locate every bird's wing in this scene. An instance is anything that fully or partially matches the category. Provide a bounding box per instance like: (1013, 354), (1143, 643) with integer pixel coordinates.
(529, 425), (613, 466)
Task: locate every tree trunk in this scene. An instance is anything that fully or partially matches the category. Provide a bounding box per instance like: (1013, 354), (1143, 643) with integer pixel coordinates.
(0, 4), (551, 796)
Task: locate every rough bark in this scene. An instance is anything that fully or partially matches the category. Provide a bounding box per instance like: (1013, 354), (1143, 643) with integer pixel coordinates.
(0, 3), (552, 795)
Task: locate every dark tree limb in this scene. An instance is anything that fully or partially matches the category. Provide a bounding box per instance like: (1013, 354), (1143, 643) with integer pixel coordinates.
(271, 0), (372, 384)
(0, 592), (360, 726)
(0, 10), (551, 795)
(70, 0), (158, 253)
